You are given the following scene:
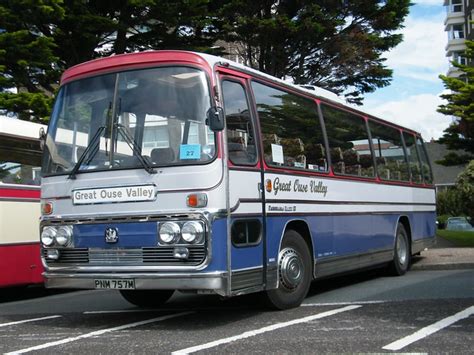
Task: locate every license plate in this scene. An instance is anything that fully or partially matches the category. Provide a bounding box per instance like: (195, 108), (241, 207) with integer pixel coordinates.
(94, 279), (135, 290)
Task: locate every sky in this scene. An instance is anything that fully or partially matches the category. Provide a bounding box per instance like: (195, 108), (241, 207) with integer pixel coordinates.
(361, 0), (451, 141)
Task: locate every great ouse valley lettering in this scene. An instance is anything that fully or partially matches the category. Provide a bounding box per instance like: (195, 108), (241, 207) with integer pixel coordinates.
(73, 186), (154, 203)
(272, 177), (328, 197)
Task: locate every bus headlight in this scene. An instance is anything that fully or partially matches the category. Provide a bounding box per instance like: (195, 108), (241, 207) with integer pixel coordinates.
(159, 222), (180, 244)
(41, 227), (57, 247)
(56, 225), (73, 246)
(181, 221), (204, 244)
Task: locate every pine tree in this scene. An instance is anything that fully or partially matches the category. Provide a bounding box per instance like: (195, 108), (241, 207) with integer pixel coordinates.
(217, 0), (410, 104)
(0, 0), (64, 122)
(1, 0), (412, 120)
(437, 40), (474, 166)
(0, 0), (222, 122)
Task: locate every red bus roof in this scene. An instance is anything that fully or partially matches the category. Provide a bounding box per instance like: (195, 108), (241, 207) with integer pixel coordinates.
(61, 50), (212, 85)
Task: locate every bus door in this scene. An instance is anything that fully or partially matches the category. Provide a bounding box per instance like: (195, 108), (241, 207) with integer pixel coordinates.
(219, 74), (266, 294)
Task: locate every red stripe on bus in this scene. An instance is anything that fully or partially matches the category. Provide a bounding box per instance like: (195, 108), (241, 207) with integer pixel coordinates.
(0, 243), (43, 287)
(0, 188), (41, 199)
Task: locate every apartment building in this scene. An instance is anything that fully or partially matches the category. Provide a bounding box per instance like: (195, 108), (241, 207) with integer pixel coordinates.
(444, 0), (474, 77)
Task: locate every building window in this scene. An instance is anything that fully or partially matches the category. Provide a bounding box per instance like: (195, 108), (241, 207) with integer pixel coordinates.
(451, 52), (468, 66)
(448, 0), (463, 12)
(449, 24), (465, 40)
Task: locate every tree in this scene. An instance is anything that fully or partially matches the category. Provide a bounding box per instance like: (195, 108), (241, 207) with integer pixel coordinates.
(437, 40), (474, 165)
(0, 0), (64, 122)
(52, 0), (223, 68)
(1, 0), (411, 121)
(217, 0), (410, 104)
(0, 0), (223, 122)
(456, 159), (474, 218)
(436, 160), (474, 219)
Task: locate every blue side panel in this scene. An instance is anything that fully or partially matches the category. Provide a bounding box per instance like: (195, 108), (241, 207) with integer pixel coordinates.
(206, 218), (227, 272)
(411, 211), (436, 241)
(231, 217), (264, 270)
(265, 212), (436, 263)
(332, 215), (394, 255)
(74, 222), (158, 248)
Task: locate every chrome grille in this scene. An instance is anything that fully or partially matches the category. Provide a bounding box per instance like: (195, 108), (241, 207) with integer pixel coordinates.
(89, 249), (143, 265)
(143, 246), (206, 264)
(43, 248), (89, 263)
(44, 245), (206, 266)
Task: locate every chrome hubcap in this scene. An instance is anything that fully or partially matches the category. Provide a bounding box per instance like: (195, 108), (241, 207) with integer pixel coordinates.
(279, 248), (304, 290)
(397, 233), (407, 265)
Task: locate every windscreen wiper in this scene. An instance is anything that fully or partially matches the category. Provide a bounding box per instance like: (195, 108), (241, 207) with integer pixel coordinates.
(68, 126), (105, 180)
(115, 123), (156, 175)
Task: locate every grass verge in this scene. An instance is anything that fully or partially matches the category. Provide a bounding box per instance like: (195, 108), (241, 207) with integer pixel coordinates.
(437, 229), (474, 247)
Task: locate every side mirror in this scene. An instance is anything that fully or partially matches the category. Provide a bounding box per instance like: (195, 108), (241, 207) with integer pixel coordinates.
(206, 106), (225, 131)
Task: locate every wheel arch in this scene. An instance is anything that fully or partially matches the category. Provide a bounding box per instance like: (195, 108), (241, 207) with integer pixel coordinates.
(280, 219), (315, 280)
(397, 215), (412, 253)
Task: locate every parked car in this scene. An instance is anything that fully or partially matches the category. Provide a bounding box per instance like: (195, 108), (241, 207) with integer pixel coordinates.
(445, 217), (474, 232)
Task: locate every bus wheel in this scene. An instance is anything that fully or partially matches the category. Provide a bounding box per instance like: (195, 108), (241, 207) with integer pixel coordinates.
(264, 230), (311, 310)
(388, 223), (411, 276)
(119, 290), (174, 308)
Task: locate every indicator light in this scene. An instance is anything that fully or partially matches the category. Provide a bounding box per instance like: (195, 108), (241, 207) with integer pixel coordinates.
(186, 193), (207, 208)
(42, 202), (53, 215)
(265, 179), (272, 193)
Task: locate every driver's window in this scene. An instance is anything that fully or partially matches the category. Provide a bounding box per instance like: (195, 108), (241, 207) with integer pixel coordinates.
(222, 80), (257, 165)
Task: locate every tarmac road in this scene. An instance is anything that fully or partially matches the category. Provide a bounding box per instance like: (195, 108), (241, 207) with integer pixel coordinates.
(0, 268), (472, 354)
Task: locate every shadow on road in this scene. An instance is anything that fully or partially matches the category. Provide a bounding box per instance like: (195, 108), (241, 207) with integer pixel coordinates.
(0, 285), (72, 304)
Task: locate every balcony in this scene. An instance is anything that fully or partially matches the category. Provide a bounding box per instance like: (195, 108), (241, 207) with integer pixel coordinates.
(445, 39), (466, 56)
(444, 11), (465, 29)
(446, 66), (464, 78)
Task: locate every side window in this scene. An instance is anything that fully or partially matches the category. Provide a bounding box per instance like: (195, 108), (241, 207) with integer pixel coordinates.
(251, 81), (327, 172)
(369, 121), (410, 182)
(403, 133), (423, 184)
(321, 104), (374, 178)
(416, 137), (433, 184)
(0, 161), (41, 186)
(231, 219), (262, 246)
(222, 80), (257, 165)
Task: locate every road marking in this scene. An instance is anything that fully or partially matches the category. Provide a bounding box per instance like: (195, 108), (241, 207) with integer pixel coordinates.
(83, 308), (222, 314)
(5, 311), (193, 355)
(383, 305), (474, 351)
(0, 315), (62, 328)
(172, 305), (361, 354)
(302, 301), (385, 306)
(83, 309), (156, 314)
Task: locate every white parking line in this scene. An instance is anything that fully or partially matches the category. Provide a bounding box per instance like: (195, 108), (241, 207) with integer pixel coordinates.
(383, 305), (474, 351)
(172, 305), (362, 354)
(302, 300), (385, 306)
(5, 311), (193, 355)
(0, 315), (62, 328)
(83, 309), (156, 314)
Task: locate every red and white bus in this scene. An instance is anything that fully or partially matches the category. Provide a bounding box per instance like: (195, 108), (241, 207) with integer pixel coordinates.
(0, 118), (45, 287)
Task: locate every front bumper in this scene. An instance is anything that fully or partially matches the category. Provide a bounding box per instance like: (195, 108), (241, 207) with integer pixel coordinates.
(44, 271), (228, 296)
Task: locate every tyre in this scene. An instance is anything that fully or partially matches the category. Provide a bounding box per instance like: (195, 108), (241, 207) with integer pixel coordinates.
(388, 222), (411, 276)
(119, 289), (174, 308)
(263, 230), (312, 310)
